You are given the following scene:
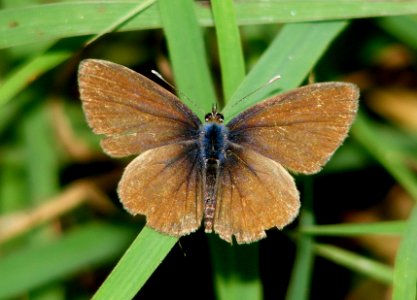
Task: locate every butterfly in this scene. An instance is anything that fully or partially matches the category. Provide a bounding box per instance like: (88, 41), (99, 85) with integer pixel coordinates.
(78, 59), (359, 244)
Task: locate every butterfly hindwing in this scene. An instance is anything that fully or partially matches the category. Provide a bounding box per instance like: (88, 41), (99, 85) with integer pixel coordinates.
(78, 59), (201, 157)
(214, 147), (300, 244)
(227, 82), (359, 174)
(118, 142), (204, 236)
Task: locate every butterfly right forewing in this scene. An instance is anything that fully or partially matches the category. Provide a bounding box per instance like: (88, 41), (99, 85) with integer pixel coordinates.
(227, 82), (359, 174)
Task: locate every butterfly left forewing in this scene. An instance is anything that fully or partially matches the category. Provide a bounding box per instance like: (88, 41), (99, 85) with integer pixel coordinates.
(78, 59), (201, 158)
(118, 142), (203, 236)
(227, 82), (359, 174)
(214, 147), (300, 244)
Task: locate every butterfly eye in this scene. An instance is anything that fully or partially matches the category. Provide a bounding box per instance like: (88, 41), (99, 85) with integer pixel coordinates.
(204, 113), (211, 122)
(217, 113), (224, 123)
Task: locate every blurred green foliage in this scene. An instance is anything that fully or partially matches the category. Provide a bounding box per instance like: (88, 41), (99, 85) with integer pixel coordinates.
(0, 1), (417, 300)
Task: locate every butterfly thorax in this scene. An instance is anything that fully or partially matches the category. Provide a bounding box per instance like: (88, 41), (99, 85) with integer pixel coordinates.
(199, 108), (229, 232)
(200, 123), (228, 165)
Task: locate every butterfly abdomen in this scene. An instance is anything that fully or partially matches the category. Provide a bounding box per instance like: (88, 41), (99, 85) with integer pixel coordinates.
(200, 123), (229, 232)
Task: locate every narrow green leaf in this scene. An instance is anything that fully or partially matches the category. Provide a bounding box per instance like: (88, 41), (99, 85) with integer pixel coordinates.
(301, 221), (406, 236)
(352, 112), (417, 201)
(0, 2), (160, 108)
(315, 243), (393, 284)
(158, 0), (216, 117)
(0, 41), (75, 107)
(93, 227), (176, 300)
(222, 21), (348, 122)
(209, 237), (262, 300)
(286, 179), (315, 300)
(212, 0), (245, 102)
(85, 0), (157, 47)
(0, 223), (136, 299)
(3, 1), (417, 49)
(378, 15), (417, 51)
(392, 205), (417, 300)
(210, 2), (260, 299)
(94, 2), (214, 298)
(22, 100), (59, 203)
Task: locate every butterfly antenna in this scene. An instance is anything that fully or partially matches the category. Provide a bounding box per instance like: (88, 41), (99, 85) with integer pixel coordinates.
(232, 75), (281, 108)
(151, 70), (205, 116)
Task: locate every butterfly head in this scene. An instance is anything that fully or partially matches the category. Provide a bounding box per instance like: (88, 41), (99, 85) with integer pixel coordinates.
(205, 104), (224, 124)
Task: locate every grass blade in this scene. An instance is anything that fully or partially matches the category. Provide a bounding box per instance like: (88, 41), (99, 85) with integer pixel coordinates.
(286, 179), (315, 300)
(378, 15), (417, 51)
(85, 0), (156, 47)
(158, 0), (216, 117)
(211, 2), (261, 299)
(0, 2), (159, 108)
(94, 1), (215, 298)
(222, 21), (348, 121)
(209, 238), (263, 300)
(315, 243), (393, 284)
(3, 1), (417, 49)
(92, 227), (176, 300)
(352, 112), (417, 201)
(0, 223), (136, 299)
(0, 41), (76, 107)
(392, 205), (417, 300)
(212, 0), (245, 102)
(301, 221), (406, 236)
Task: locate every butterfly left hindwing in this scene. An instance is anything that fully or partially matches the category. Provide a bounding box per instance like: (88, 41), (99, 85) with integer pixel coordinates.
(118, 143), (204, 236)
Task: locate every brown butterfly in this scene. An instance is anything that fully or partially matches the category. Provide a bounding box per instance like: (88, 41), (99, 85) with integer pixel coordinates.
(78, 59), (359, 244)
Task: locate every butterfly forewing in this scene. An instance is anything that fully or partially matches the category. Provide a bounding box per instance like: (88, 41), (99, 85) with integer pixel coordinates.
(118, 143), (204, 236)
(78, 59), (201, 157)
(214, 148), (300, 244)
(227, 82), (359, 174)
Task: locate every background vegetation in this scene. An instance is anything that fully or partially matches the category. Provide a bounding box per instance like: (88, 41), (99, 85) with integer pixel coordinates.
(0, 1), (417, 299)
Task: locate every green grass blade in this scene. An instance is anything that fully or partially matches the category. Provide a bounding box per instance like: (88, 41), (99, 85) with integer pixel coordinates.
(209, 238), (262, 300)
(3, 1), (417, 49)
(0, 2), (158, 109)
(315, 243), (393, 284)
(352, 112), (417, 201)
(92, 227), (176, 300)
(0, 41), (75, 107)
(22, 101), (59, 202)
(158, 0), (216, 117)
(378, 15), (417, 51)
(0, 1), (161, 49)
(232, 1), (417, 24)
(286, 179), (315, 300)
(222, 21), (348, 121)
(210, 1), (261, 299)
(85, 0), (156, 46)
(0, 223), (136, 299)
(301, 221), (406, 236)
(94, 1), (214, 298)
(392, 205), (417, 300)
(0, 1), (161, 109)
(211, 0), (245, 102)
